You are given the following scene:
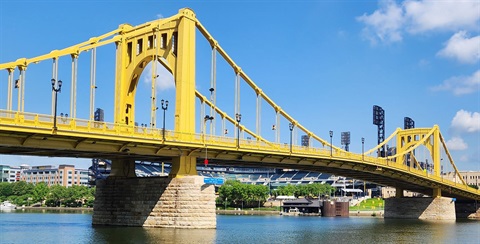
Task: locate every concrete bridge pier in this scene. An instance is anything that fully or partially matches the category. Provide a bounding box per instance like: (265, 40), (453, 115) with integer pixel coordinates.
(384, 188), (456, 220)
(92, 156), (217, 228)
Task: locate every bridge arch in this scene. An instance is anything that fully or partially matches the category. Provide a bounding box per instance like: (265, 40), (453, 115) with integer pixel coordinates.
(114, 8), (197, 136)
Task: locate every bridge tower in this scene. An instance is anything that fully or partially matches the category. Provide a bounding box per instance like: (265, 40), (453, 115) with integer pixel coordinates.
(94, 8), (215, 229)
(109, 8), (198, 178)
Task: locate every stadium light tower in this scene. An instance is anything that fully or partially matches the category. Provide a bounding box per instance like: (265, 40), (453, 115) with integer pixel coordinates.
(341, 131), (351, 152)
(404, 117), (415, 166)
(373, 105), (385, 157)
(404, 117), (415, 129)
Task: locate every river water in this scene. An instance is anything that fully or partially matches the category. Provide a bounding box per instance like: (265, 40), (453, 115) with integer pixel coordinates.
(0, 210), (478, 243)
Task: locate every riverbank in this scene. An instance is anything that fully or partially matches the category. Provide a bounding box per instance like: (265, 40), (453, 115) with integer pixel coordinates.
(18, 206), (93, 211)
(15, 207), (379, 216)
(215, 209), (384, 217)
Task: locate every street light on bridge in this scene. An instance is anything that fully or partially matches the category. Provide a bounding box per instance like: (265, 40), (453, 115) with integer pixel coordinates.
(329, 130), (333, 157)
(51, 79), (62, 131)
(204, 115), (214, 136)
(289, 123), (294, 153)
(361, 137), (365, 161)
(161, 99), (168, 141)
(235, 113), (242, 148)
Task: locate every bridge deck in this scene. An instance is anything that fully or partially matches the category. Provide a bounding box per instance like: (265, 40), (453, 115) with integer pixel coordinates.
(1, 110), (478, 201)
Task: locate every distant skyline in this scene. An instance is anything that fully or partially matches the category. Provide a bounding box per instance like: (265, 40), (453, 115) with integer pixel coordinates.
(0, 1), (479, 171)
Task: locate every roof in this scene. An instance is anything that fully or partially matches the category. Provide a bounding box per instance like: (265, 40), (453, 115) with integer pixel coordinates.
(341, 189), (363, 193)
(282, 199), (321, 208)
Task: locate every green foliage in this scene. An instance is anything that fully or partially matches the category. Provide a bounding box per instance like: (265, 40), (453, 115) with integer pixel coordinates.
(273, 183), (335, 198)
(32, 182), (49, 203)
(352, 198), (385, 211)
(468, 184), (479, 190)
(0, 182), (13, 201)
(0, 181), (95, 207)
(218, 180), (269, 208)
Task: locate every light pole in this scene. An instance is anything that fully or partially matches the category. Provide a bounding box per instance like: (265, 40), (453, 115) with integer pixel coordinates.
(236, 113), (241, 148)
(51, 79), (62, 131)
(289, 123), (294, 153)
(204, 115), (214, 137)
(362, 137), (365, 161)
(60, 113), (69, 123)
(329, 130), (333, 157)
(161, 99), (168, 141)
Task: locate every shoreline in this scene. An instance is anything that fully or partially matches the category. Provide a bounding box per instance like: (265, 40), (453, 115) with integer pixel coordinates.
(216, 209), (384, 217)
(18, 206), (93, 211)
(16, 207), (384, 217)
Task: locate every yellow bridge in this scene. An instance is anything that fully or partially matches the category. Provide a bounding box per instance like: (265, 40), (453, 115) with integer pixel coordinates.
(0, 8), (478, 202)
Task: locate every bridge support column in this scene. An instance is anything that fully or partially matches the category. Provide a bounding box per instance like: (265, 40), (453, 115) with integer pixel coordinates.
(93, 176), (216, 228)
(169, 155), (197, 178)
(395, 188), (404, 198)
(384, 197), (456, 220)
(432, 188), (441, 198)
(109, 159), (136, 178)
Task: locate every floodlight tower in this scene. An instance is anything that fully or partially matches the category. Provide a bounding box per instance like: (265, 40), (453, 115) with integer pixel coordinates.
(373, 105), (385, 157)
(404, 117), (415, 129)
(404, 117), (415, 166)
(341, 131), (351, 152)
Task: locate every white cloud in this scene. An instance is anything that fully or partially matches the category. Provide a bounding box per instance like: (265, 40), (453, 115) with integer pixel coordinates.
(357, 1), (480, 44)
(143, 61), (175, 92)
(437, 31), (480, 64)
(431, 70), (480, 95)
(357, 0), (404, 44)
(404, 0), (480, 33)
(156, 14), (164, 19)
(451, 109), (480, 133)
(446, 136), (468, 151)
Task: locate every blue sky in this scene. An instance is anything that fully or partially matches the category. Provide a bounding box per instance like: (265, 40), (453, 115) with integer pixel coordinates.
(0, 0), (478, 171)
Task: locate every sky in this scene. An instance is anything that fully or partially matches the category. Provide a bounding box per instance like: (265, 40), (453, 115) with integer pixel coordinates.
(0, 0), (479, 171)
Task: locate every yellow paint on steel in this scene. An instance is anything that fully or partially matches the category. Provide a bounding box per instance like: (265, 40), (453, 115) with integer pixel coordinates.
(0, 9), (478, 200)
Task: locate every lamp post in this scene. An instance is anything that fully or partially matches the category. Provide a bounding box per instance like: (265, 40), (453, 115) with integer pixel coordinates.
(329, 130), (333, 157)
(289, 123), (294, 153)
(51, 79), (62, 131)
(161, 99), (168, 141)
(60, 113), (68, 124)
(204, 115), (214, 137)
(362, 137), (365, 161)
(235, 113), (242, 148)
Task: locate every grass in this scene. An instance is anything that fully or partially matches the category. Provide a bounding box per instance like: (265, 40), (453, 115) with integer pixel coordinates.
(350, 198), (385, 211)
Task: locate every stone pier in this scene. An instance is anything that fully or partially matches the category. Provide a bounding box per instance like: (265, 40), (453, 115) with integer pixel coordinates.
(384, 197), (456, 220)
(92, 175), (216, 228)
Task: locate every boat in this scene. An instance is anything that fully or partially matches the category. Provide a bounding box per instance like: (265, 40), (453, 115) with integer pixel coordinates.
(281, 208), (300, 216)
(0, 201), (17, 211)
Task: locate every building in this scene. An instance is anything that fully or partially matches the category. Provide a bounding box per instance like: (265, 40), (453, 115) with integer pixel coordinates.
(443, 171), (480, 188)
(21, 165), (89, 187)
(281, 198), (321, 215)
(94, 108), (104, 122)
(0, 165), (27, 183)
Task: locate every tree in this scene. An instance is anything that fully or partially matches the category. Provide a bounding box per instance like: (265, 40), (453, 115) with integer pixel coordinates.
(218, 180), (269, 208)
(32, 182), (49, 204)
(47, 185), (67, 207)
(0, 182), (13, 201)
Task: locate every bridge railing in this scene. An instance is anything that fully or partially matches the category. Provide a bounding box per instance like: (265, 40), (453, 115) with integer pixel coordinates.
(0, 110), (478, 196)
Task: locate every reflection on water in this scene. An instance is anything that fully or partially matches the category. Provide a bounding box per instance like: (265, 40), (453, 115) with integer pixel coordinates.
(92, 227), (216, 244)
(0, 210), (478, 244)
